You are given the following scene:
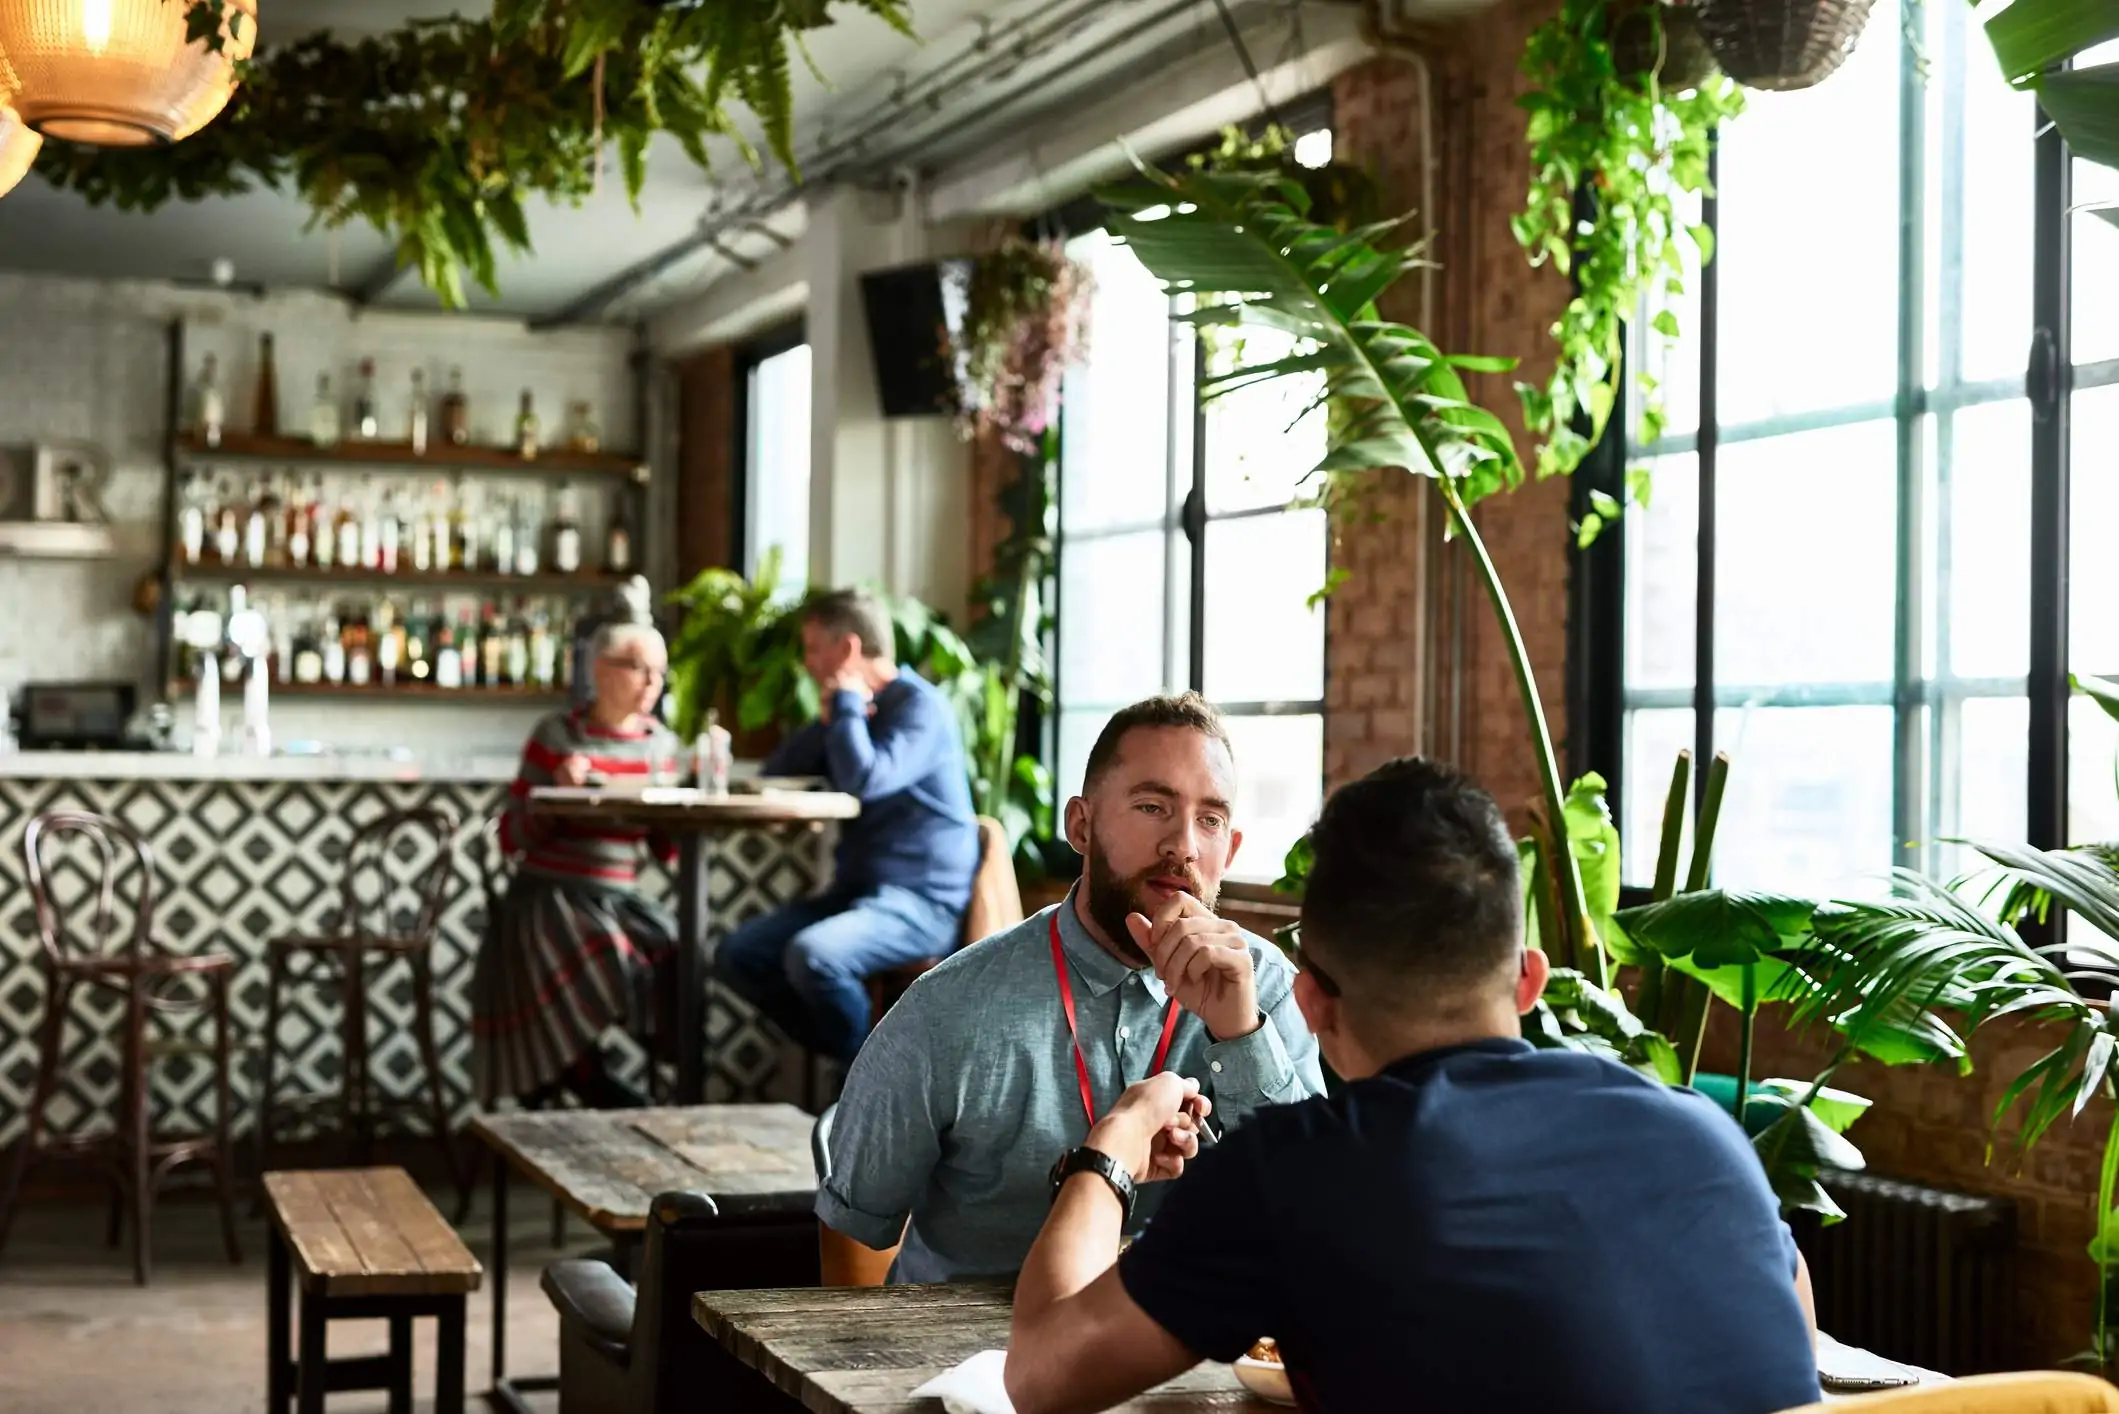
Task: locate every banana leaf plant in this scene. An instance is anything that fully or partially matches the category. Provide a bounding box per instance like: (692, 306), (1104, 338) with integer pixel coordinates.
(1977, 0), (2119, 173)
(1099, 163), (1600, 977)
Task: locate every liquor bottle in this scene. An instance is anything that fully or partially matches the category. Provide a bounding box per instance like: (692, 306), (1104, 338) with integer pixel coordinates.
(456, 610), (480, 687)
(378, 483), (402, 575)
(513, 493), (539, 576)
(214, 477), (240, 564)
(253, 332), (280, 437)
(492, 493), (516, 576)
(269, 594), (293, 685)
(444, 470), (470, 568)
(564, 401), (600, 453)
(194, 353), (225, 447)
(354, 358), (380, 440)
(550, 480), (582, 574)
(515, 389), (539, 459)
(604, 488), (633, 574)
(441, 367), (470, 446)
(504, 601), (531, 687)
(178, 472), (206, 565)
(376, 597), (404, 686)
(527, 602), (556, 689)
(433, 613), (461, 688)
(481, 604), (506, 687)
(405, 601), (430, 682)
(285, 476), (311, 568)
(310, 373), (340, 448)
(355, 474), (381, 571)
(292, 608), (324, 685)
(310, 476), (335, 569)
(320, 608), (346, 684)
(460, 481), (485, 574)
(334, 484), (362, 571)
(408, 369), (430, 455)
(346, 606), (374, 687)
(242, 477), (269, 568)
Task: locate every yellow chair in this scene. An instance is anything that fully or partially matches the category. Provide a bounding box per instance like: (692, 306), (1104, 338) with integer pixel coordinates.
(1782, 1372), (2119, 1414)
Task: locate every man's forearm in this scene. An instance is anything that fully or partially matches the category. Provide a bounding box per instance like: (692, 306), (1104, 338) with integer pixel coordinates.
(1014, 1171), (1126, 1327)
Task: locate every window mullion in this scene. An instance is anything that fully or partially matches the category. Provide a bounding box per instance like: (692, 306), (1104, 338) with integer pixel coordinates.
(2026, 100), (2074, 858)
(1891, 0), (1932, 877)
(1692, 135), (1722, 806)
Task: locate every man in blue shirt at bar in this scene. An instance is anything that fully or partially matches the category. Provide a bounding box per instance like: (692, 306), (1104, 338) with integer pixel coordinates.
(1007, 756), (1822, 1414)
(714, 587), (979, 1065)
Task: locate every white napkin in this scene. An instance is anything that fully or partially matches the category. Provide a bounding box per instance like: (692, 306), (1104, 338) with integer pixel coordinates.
(910, 1349), (1017, 1414)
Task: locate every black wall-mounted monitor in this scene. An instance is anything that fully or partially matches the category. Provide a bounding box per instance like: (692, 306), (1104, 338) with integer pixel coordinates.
(858, 259), (973, 419)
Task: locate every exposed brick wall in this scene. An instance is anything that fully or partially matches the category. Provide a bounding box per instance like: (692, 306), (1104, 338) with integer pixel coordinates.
(1326, 0), (1571, 832)
(675, 345), (737, 580)
(1710, 1009), (2105, 1369)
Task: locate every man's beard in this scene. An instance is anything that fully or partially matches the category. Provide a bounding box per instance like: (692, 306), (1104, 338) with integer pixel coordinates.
(1083, 840), (1215, 969)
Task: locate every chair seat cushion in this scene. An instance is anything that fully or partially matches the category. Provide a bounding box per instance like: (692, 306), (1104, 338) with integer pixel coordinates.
(541, 1258), (635, 1366)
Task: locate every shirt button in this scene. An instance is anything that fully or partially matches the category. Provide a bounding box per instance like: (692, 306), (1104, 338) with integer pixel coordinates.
(1210, 1061), (1223, 1074)
(1118, 1026), (1130, 1041)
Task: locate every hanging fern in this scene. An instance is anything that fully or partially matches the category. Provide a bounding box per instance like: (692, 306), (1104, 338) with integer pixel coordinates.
(32, 0), (911, 307)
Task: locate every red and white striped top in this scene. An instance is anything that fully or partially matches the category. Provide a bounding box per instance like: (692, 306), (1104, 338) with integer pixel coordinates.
(500, 708), (681, 884)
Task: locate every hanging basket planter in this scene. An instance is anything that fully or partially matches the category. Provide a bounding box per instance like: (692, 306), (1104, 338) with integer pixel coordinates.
(1694, 0), (1876, 91)
(1611, 3), (1721, 93)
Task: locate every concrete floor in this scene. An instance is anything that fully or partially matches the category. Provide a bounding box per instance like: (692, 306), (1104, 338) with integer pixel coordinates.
(0, 1179), (588, 1414)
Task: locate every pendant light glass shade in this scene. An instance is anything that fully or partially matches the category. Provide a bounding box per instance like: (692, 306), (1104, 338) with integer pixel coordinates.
(0, 103), (38, 197)
(0, 0), (257, 147)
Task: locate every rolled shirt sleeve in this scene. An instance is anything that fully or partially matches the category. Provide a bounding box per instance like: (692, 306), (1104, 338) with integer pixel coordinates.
(1201, 945), (1325, 1129)
(814, 989), (943, 1251)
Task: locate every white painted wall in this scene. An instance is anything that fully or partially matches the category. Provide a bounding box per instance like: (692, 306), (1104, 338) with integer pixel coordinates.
(0, 274), (640, 754)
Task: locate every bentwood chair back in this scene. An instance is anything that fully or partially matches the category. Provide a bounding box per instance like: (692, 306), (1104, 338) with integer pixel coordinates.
(2, 810), (241, 1285)
(332, 805), (459, 948)
(1779, 1373), (2119, 1414)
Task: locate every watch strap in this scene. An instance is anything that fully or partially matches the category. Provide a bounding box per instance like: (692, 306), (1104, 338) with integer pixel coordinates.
(1050, 1145), (1136, 1220)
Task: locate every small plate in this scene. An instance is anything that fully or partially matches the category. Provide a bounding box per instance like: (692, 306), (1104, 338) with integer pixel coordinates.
(1233, 1356), (1294, 1406)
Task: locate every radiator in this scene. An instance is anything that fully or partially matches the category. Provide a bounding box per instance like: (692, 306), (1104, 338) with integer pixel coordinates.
(1789, 1172), (2018, 1375)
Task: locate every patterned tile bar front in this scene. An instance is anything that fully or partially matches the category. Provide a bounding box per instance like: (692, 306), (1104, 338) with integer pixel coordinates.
(0, 774), (824, 1148)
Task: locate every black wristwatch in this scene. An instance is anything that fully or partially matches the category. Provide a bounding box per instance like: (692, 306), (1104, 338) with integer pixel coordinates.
(1048, 1146), (1136, 1223)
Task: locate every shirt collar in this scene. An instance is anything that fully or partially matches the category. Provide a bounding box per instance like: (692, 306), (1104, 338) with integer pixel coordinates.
(1053, 881), (1167, 1005)
(1380, 1035), (1533, 1082)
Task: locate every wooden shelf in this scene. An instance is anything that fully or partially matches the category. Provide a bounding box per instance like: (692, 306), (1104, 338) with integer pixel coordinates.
(171, 558), (627, 596)
(171, 678), (565, 704)
(176, 431), (645, 479)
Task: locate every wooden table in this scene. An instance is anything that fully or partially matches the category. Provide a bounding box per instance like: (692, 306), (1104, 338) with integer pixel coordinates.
(470, 1104), (819, 1414)
(525, 785), (860, 1104)
(693, 1284), (1273, 1414)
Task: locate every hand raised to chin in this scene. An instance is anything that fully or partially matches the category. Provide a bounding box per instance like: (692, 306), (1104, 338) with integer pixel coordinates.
(1125, 891), (1261, 1042)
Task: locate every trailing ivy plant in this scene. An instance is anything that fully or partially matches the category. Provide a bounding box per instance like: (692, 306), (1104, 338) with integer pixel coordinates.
(950, 239), (1092, 454)
(1512, 0), (1743, 529)
(35, 0), (909, 307)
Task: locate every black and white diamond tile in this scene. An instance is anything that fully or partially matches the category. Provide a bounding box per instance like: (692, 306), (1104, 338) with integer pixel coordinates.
(0, 777), (825, 1147)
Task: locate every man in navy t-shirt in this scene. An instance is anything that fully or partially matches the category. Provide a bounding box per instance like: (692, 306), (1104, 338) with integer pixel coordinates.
(1006, 756), (1822, 1414)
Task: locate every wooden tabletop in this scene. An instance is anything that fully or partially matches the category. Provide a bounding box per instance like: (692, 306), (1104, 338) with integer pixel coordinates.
(525, 785), (860, 828)
(263, 1167), (483, 1296)
(468, 1103), (818, 1233)
(693, 1284), (1272, 1414)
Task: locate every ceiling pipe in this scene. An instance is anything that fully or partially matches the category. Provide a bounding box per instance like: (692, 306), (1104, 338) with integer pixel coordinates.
(1358, 0), (1438, 335)
(533, 0), (1216, 327)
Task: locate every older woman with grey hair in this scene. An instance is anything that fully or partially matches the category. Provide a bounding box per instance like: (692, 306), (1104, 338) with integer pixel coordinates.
(470, 618), (684, 1109)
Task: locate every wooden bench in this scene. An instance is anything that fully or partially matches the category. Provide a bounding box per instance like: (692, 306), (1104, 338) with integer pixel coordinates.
(263, 1167), (483, 1414)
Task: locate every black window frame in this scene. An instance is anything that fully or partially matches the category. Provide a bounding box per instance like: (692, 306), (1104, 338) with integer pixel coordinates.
(1571, 10), (2107, 922)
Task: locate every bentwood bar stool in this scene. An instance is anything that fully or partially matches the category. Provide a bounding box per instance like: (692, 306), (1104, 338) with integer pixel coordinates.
(257, 807), (472, 1212)
(0, 811), (242, 1285)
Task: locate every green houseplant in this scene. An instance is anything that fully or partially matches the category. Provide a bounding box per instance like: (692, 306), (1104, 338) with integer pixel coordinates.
(1511, 0), (1742, 520)
(663, 546), (816, 746)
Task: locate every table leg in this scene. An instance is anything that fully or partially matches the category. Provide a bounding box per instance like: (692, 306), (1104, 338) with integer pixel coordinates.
(676, 834), (707, 1104)
(436, 1295), (467, 1414)
(296, 1287), (326, 1414)
(489, 1155), (508, 1389)
(267, 1226), (291, 1414)
(387, 1312), (413, 1414)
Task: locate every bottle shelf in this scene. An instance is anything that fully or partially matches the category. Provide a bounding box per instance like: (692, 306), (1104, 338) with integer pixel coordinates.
(177, 431), (645, 480)
(170, 678), (566, 704)
(170, 559), (629, 595)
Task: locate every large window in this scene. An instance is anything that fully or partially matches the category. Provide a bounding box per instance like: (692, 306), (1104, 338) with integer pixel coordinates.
(740, 331), (812, 597)
(1054, 227), (1328, 881)
(1603, 1), (2115, 898)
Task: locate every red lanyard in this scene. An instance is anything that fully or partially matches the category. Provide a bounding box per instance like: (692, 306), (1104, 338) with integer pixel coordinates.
(1050, 912), (1181, 1129)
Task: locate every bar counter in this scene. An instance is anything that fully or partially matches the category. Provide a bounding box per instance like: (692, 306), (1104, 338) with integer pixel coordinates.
(0, 750), (826, 1152)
